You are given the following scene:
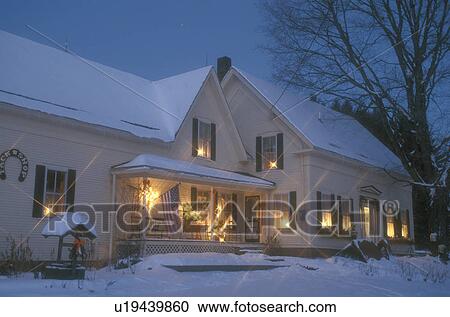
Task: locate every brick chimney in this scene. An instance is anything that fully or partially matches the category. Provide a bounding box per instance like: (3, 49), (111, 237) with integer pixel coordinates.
(217, 56), (231, 82)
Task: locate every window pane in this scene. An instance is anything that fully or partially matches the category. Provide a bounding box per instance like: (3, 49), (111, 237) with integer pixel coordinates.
(45, 193), (65, 214)
(197, 191), (210, 211)
(198, 121), (211, 158)
(321, 212), (333, 228)
(342, 215), (351, 231)
(386, 218), (395, 238)
(46, 170), (55, 192)
(273, 193), (289, 228)
(402, 224), (409, 238)
(262, 136), (277, 169)
(55, 171), (66, 193)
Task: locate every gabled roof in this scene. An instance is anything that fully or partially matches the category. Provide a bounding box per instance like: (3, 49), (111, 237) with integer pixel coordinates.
(223, 67), (406, 174)
(0, 30), (211, 142)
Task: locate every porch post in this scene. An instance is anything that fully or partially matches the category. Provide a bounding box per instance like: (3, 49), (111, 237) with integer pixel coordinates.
(209, 186), (214, 240)
(108, 174), (116, 267)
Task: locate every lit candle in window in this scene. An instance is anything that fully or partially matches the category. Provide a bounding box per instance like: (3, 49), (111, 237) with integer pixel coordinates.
(269, 161), (278, 169)
(387, 222), (395, 238)
(197, 146), (204, 157)
(401, 224), (408, 238)
(321, 212), (332, 228)
(44, 206), (53, 217)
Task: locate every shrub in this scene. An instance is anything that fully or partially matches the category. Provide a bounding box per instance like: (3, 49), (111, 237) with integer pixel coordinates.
(0, 235), (33, 276)
(263, 233), (280, 254)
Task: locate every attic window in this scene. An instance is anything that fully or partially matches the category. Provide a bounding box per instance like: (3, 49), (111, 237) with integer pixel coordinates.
(198, 120), (212, 159)
(262, 135), (277, 170)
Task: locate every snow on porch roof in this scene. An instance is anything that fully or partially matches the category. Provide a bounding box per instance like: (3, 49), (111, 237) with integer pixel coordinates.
(112, 154), (275, 189)
(0, 30), (211, 142)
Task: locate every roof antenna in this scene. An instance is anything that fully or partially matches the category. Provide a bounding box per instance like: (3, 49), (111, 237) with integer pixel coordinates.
(205, 53), (208, 66)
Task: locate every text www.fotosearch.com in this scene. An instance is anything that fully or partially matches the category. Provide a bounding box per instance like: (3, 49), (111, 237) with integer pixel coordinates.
(114, 300), (337, 313)
(198, 301), (337, 313)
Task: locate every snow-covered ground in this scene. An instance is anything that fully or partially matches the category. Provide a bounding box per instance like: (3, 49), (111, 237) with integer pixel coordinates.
(0, 253), (448, 296)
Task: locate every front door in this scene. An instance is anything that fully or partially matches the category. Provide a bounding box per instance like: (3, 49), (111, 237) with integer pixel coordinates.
(360, 196), (380, 238)
(245, 196), (260, 242)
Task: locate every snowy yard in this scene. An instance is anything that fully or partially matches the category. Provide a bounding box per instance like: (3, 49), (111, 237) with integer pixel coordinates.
(0, 253), (449, 296)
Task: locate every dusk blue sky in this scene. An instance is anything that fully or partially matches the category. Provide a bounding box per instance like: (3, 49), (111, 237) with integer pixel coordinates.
(1, 0), (272, 80)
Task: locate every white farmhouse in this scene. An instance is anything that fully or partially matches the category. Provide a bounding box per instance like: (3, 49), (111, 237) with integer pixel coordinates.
(0, 31), (413, 264)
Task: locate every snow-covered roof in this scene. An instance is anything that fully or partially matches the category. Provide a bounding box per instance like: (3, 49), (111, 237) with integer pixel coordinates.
(113, 153), (275, 188)
(0, 30), (211, 142)
(42, 212), (97, 240)
(229, 67), (405, 173)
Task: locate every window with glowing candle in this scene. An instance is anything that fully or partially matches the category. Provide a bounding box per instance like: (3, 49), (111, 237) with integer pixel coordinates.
(262, 135), (277, 170)
(273, 192), (290, 228)
(44, 168), (68, 215)
(197, 120), (211, 159)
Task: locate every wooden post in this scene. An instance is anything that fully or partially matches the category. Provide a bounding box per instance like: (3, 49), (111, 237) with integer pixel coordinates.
(108, 174), (116, 267)
(209, 186), (214, 240)
(57, 236), (63, 262)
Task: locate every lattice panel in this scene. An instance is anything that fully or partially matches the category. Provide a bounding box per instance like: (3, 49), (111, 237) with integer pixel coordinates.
(116, 241), (238, 259)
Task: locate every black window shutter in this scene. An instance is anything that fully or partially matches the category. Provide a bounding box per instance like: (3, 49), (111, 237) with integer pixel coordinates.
(316, 191), (322, 231)
(276, 133), (284, 169)
(32, 165), (46, 218)
(289, 191), (297, 229)
(382, 207), (388, 238)
(210, 123), (216, 161)
(349, 198), (355, 224)
(232, 193), (238, 223)
(255, 136), (262, 172)
(192, 118), (199, 157)
(191, 186), (197, 211)
(66, 169), (76, 212)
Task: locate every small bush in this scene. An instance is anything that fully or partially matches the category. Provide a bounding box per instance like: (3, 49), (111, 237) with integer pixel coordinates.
(263, 233), (280, 254)
(0, 235), (33, 276)
(422, 260), (448, 283)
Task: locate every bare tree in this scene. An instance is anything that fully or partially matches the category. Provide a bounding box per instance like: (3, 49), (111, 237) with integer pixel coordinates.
(262, 0), (449, 245)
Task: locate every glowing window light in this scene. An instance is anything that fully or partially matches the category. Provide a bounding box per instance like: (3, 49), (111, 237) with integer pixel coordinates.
(269, 161), (278, 169)
(197, 146), (205, 158)
(321, 212), (332, 228)
(342, 215), (351, 231)
(387, 221), (395, 238)
(43, 206), (53, 217)
(363, 206), (370, 236)
(402, 224), (408, 238)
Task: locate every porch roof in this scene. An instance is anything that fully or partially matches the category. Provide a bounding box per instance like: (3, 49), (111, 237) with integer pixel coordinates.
(112, 154), (275, 189)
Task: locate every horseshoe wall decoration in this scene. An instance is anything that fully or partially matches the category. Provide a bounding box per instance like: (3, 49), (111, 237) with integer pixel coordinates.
(0, 149), (29, 182)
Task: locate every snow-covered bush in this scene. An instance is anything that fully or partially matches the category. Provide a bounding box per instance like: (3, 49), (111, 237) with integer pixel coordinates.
(358, 261), (379, 277)
(422, 260), (448, 283)
(396, 259), (419, 281)
(395, 257), (448, 283)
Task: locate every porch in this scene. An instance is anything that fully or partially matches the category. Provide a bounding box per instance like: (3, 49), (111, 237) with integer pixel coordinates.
(111, 154), (275, 247)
